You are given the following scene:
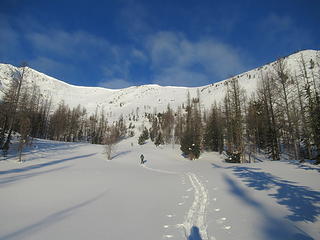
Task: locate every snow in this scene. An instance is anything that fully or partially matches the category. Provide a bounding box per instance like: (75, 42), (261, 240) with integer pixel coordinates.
(0, 50), (319, 121)
(0, 49), (320, 239)
(0, 138), (319, 240)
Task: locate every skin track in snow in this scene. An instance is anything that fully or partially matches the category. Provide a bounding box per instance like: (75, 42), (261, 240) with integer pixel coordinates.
(182, 172), (209, 240)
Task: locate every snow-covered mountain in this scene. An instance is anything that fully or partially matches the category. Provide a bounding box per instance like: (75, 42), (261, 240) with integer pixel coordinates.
(0, 50), (319, 120)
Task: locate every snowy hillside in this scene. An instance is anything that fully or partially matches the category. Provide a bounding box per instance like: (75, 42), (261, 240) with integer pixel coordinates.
(1, 49), (320, 240)
(0, 139), (319, 240)
(0, 50), (319, 120)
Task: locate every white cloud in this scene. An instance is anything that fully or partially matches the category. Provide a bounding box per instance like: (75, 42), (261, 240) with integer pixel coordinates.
(154, 68), (209, 87)
(262, 14), (293, 33)
(146, 31), (247, 86)
(0, 12), (249, 88)
(118, 1), (151, 40)
(23, 26), (139, 84)
(147, 32), (182, 68)
(0, 14), (22, 61)
(260, 13), (313, 49)
(98, 78), (136, 89)
(131, 48), (147, 62)
(195, 40), (245, 78)
(29, 56), (74, 77)
(26, 29), (115, 60)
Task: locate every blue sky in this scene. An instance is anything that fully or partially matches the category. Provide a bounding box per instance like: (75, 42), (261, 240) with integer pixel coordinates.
(0, 0), (319, 88)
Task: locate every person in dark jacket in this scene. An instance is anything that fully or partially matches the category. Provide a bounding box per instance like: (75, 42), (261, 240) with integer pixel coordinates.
(140, 154), (145, 164)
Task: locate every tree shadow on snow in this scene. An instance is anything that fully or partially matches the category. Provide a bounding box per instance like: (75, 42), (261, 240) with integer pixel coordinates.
(287, 161), (320, 173)
(2, 140), (86, 161)
(231, 166), (320, 223)
(212, 162), (261, 171)
(188, 226), (202, 240)
(0, 166), (70, 187)
(111, 150), (131, 159)
(0, 153), (96, 175)
(213, 163), (320, 223)
(0, 190), (108, 240)
(224, 174), (313, 240)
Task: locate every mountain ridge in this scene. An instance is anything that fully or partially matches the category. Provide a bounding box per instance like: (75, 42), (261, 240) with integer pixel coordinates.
(0, 49), (319, 120)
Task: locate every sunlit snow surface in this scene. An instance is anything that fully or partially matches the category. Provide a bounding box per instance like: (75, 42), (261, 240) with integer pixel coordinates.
(0, 49), (320, 239)
(0, 138), (319, 240)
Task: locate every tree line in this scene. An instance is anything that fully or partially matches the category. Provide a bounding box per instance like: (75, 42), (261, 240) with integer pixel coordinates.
(1, 53), (319, 163)
(0, 65), (129, 161)
(138, 53), (320, 163)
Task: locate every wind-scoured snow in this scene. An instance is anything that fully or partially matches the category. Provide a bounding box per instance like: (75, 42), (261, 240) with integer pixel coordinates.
(0, 139), (319, 240)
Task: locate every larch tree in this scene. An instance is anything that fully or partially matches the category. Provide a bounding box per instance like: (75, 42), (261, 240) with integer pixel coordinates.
(203, 103), (224, 153)
(257, 72), (280, 160)
(180, 92), (202, 160)
(2, 63), (27, 154)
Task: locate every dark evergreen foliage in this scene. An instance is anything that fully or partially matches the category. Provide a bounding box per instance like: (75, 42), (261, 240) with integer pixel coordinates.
(154, 132), (164, 146)
(138, 127), (149, 145)
(180, 93), (202, 160)
(203, 105), (223, 153)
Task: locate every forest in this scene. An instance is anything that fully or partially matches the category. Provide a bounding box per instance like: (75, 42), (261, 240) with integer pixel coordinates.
(0, 54), (319, 163)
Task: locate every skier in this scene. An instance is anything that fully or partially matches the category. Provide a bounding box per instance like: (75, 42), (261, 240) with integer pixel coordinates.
(140, 154), (145, 164)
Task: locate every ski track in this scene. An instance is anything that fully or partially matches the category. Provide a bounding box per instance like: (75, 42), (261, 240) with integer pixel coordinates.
(141, 164), (210, 239)
(182, 172), (209, 240)
(141, 164), (178, 175)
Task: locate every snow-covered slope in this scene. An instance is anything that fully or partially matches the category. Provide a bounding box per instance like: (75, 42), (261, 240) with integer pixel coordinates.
(0, 139), (319, 240)
(0, 50), (319, 119)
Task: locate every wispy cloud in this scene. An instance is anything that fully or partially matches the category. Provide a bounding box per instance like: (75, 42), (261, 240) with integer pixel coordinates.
(117, 1), (151, 40)
(153, 68), (209, 87)
(98, 78), (137, 89)
(0, 15), (138, 85)
(146, 31), (247, 86)
(1, 9), (249, 88)
(29, 56), (75, 77)
(26, 29), (116, 61)
(259, 13), (314, 50)
(0, 14), (24, 62)
(263, 14), (293, 32)
(131, 48), (147, 62)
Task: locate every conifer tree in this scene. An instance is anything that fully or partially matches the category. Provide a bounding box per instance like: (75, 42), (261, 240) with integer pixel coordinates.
(223, 78), (246, 161)
(1, 63), (27, 153)
(161, 105), (174, 144)
(257, 72), (280, 160)
(138, 127), (149, 145)
(155, 131), (164, 146)
(180, 92), (202, 160)
(149, 116), (159, 142)
(203, 104), (223, 153)
(273, 58), (296, 159)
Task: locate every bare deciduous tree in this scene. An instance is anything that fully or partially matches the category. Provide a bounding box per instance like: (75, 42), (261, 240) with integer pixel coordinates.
(103, 126), (119, 160)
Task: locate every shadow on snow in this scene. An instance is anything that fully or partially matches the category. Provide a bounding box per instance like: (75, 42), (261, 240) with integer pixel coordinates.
(0, 166), (71, 187)
(287, 161), (320, 173)
(0, 153), (96, 175)
(2, 140), (88, 162)
(111, 150), (131, 160)
(212, 163), (320, 223)
(224, 174), (313, 240)
(0, 190), (108, 240)
(187, 226), (202, 240)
